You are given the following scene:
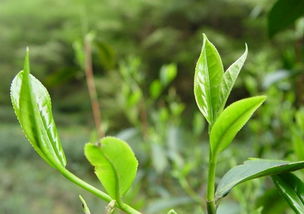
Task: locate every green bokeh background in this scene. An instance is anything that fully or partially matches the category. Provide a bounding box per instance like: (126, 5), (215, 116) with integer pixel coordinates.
(1, 0), (303, 213)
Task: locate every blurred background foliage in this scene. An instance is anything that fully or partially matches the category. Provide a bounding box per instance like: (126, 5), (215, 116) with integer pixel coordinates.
(1, 0), (304, 213)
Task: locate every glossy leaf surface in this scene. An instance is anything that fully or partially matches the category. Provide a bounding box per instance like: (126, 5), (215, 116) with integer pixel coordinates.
(85, 137), (138, 200)
(10, 50), (66, 167)
(215, 159), (304, 200)
(210, 96), (266, 156)
(194, 34), (223, 124)
(272, 173), (304, 214)
(218, 45), (248, 114)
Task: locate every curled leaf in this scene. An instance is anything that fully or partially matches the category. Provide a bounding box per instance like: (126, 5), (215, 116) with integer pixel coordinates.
(79, 195), (91, 214)
(218, 44), (248, 114)
(10, 49), (66, 167)
(194, 34), (224, 125)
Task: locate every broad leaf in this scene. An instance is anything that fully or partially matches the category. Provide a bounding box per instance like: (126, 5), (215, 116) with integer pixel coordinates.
(268, 0), (304, 37)
(210, 96), (266, 156)
(10, 49), (66, 167)
(84, 137), (138, 200)
(194, 34), (223, 125)
(272, 173), (304, 214)
(218, 45), (248, 114)
(215, 159), (304, 200)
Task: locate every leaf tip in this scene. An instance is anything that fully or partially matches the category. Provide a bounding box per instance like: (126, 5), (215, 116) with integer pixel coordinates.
(258, 95), (267, 103)
(202, 33), (210, 44)
(244, 43), (248, 53)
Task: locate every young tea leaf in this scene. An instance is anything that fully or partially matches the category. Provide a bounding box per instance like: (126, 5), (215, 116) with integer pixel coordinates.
(194, 34), (224, 125)
(10, 49), (66, 167)
(79, 195), (91, 214)
(217, 45), (248, 114)
(272, 173), (304, 214)
(210, 96), (266, 156)
(84, 137), (138, 201)
(215, 159), (304, 200)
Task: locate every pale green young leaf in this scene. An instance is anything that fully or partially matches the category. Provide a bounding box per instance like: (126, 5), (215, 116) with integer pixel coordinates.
(167, 209), (178, 214)
(84, 137), (138, 201)
(272, 173), (304, 214)
(160, 63), (177, 86)
(210, 96), (266, 156)
(79, 195), (91, 214)
(215, 159), (304, 200)
(217, 45), (248, 114)
(150, 80), (163, 99)
(10, 49), (66, 167)
(194, 34), (224, 125)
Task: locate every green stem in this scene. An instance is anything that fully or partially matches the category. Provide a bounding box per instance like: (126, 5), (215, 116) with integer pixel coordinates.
(56, 165), (142, 214)
(206, 155), (216, 214)
(119, 203), (142, 214)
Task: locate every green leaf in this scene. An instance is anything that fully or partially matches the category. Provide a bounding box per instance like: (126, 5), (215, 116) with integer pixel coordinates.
(268, 0), (304, 37)
(150, 80), (163, 99)
(218, 45), (248, 114)
(160, 63), (177, 86)
(210, 96), (266, 156)
(167, 209), (178, 214)
(10, 49), (66, 167)
(272, 173), (304, 214)
(215, 159), (304, 200)
(194, 34), (224, 125)
(84, 137), (138, 201)
(79, 195), (91, 214)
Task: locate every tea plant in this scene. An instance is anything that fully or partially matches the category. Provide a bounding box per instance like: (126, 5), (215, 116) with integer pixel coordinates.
(10, 35), (304, 214)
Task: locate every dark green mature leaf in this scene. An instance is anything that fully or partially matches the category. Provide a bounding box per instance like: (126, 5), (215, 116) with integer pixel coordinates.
(210, 96), (266, 156)
(215, 159), (304, 200)
(268, 0), (304, 37)
(10, 49), (66, 167)
(84, 137), (138, 201)
(194, 34), (223, 125)
(218, 45), (248, 114)
(272, 173), (304, 214)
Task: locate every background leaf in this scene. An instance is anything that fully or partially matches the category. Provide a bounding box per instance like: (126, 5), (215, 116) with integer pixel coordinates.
(215, 159), (304, 200)
(84, 137), (138, 201)
(268, 0), (304, 37)
(210, 96), (266, 156)
(272, 173), (304, 214)
(194, 34), (224, 125)
(160, 63), (177, 86)
(10, 50), (66, 167)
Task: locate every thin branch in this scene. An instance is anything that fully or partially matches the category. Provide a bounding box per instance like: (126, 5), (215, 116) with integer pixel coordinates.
(84, 34), (104, 138)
